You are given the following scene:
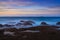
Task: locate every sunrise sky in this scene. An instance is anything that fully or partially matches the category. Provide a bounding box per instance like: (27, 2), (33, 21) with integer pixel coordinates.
(0, 0), (60, 17)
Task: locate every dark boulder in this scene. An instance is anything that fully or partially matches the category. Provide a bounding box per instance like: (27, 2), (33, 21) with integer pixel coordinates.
(40, 22), (48, 25)
(0, 24), (3, 27)
(20, 20), (25, 22)
(56, 22), (60, 25)
(16, 23), (22, 26)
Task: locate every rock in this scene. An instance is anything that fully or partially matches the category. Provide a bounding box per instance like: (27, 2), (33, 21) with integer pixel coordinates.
(4, 31), (15, 36)
(22, 20), (35, 26)
(16, 23), (22, 26)
(0, 29), (4, 36)
(40, 22), (48, 25)
(16, 20), (35, 26)
(4, 24), (14, 27)
(4, 28), (17, 32)
(0, 24), (3, 27)
(22, 35), (27, 38)
(56, 22), (60, 25)
(20, 20), (25, 22)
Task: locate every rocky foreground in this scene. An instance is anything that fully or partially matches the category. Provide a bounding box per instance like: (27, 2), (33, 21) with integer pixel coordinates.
(0, 21), (60, 40)
(0, 25), (60, 40)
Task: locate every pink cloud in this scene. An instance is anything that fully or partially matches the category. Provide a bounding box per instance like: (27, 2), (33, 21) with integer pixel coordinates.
(0, 1), (36, 9)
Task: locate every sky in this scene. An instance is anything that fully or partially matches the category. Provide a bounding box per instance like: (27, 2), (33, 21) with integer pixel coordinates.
(0, 0), (60, 17)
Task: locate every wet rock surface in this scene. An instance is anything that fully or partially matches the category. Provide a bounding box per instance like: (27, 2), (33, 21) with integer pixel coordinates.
(0, 21), (60, 40)
(0, 25), (60, 40)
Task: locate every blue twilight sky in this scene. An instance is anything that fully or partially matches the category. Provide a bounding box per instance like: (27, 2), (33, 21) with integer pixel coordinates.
(0, 0), (60, 17)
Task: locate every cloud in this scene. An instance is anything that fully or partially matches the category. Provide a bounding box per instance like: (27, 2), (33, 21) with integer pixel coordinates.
(0, 0), (60, 8)
(0, 1), (36, 9)
(0, 0), (60, 16)
(0, 6), (60, 16)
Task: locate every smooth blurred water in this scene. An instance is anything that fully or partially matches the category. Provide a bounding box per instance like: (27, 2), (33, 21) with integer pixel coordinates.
(0, 17), (60, 26)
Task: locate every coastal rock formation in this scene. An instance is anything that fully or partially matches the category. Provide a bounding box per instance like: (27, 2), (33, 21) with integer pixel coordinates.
(40, 22), (48, 25)
(23, 20), (35, 26)
(0, 29), (4, 36)
(56, 22), (60, 25)
(4, 28), (18, 32)
(16, 20), (35, 26)
(4, 31), (15, 36)
(40, 26), (57, 33)
(16, 23), (22, 26)
(0, 24), (3, 27)
(21, 30), (40, 33)
(4, 24), (15, 27)
(0, 25), (60, 40)
(20, 20), (25, 22)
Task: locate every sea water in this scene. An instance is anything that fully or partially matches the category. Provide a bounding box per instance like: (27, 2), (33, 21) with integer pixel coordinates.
(0, 17), (60, 28)
(0, 17), (60, 25)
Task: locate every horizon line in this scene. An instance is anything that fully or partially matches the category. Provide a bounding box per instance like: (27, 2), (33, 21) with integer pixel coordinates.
(0, 16), (60, 17)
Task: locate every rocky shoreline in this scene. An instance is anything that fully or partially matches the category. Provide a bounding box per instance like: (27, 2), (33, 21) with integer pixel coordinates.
(0, 21), (60, 40)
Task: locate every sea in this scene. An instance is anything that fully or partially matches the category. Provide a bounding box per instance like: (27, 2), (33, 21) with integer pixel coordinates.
(0, 17), (60, 25)
(0, 17), (60, 28)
